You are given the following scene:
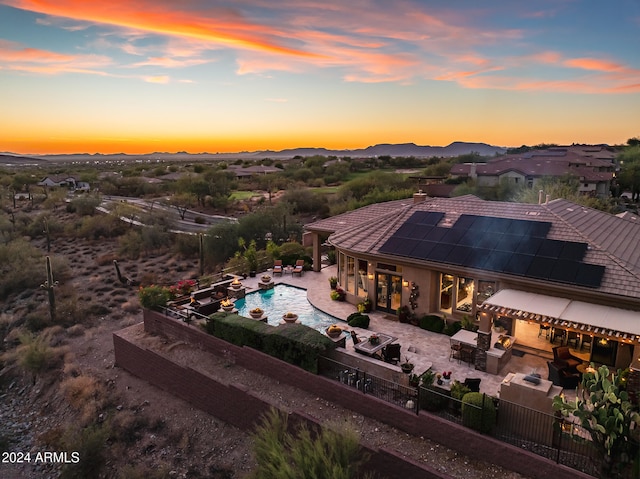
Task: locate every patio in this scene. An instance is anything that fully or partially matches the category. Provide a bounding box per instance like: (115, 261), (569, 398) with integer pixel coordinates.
(227, 265), (570, 400)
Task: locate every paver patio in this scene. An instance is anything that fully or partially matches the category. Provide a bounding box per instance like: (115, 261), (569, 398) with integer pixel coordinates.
(233, 265), (573, 400)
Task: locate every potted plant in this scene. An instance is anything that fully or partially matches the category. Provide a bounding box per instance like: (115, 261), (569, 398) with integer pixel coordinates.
(408, 373), (420, 387)
(330, 287), (346, 301)
(368, 334), (380, 345)
(420, 370), (436, 387)
(397, 305), (411, 323)
(357, 297), (372, 313)
(249, 307), (264, 319)
(400, 357), (414, 374)
(436, 374), (443, 385)
(328, 276), (338, 289)
(442, 371), (452, 385)
(282, 311), (298, 323)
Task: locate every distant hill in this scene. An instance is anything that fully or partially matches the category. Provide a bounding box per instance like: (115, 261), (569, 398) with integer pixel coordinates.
(6, 141), (507, 163)
(0, 154), (48, 165)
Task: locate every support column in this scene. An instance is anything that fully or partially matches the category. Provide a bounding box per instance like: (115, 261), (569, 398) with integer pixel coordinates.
(311, 232), (321, 272)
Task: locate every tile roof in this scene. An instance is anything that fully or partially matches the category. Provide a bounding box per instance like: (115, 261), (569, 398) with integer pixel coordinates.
(306, 195), (640, 302)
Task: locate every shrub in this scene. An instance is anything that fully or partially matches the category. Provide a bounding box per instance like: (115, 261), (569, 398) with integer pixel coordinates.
(418, 314), (445, 333)
(346, 312), (369, 329)
(444, 320), (463, 336)
(138, 285), (170, 310)
(250, 408), (368, 479)
(461, 392), (496, 434)
(17, 332), (56, 374)
(60, 423), (108, 479)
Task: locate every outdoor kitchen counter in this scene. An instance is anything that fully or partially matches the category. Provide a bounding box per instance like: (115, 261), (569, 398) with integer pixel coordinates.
(486, 334), (516, 374)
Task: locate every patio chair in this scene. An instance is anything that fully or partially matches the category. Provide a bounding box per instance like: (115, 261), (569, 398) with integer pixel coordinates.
(273, 260), (283, 276)
(566, 331), (580, 349)
(552, 346), (581, 371)
(382, 343), (401, 364)
(292, 259), (304, 276)
(350, 331), (361, 345)
(463, 378), (481, 393)
(581, 334), (593, 352)
(547, 361), (580, 389)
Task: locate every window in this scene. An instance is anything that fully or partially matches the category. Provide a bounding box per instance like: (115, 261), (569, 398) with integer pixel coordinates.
(357, 259), (368, 298)
(440, 274), (454, 313)
(476, 280), (496, 305)
(456, 277), (474, 313)
(346, 257), (355, 293)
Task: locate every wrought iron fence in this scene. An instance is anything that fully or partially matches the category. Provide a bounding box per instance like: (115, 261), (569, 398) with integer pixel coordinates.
(317, 356), (626, 478)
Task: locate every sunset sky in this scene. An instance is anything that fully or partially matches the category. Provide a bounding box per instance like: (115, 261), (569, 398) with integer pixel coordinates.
(1, 0), (639, 155)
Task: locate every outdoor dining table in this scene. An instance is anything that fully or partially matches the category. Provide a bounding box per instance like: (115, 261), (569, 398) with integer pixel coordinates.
(353, 332), (397, 357)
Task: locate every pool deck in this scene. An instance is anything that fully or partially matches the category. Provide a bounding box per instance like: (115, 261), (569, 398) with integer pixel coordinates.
(234, 265), (567, 399)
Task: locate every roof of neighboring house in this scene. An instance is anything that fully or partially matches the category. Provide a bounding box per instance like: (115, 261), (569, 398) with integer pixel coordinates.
(306, 195), (640, 303)
(450, 146), (615, 182)
(38, 175), (77, 184)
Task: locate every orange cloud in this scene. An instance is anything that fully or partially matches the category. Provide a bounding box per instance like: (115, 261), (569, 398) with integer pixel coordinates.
(0, 39), (112, 74)
(5, 0), (320, 58)
(564, 57), (625, 72)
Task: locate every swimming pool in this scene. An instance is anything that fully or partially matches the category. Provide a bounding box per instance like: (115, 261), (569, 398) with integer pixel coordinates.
(234, 284), (342, 332)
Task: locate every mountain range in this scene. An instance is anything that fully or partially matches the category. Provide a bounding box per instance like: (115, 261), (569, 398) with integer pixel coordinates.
(1, 141), (506, 164)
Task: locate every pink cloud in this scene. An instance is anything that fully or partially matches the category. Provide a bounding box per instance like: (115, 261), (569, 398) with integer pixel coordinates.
(564, 57), (625, 72)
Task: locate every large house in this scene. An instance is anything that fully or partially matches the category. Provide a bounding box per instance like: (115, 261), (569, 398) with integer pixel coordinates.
(37, 175), (90, 191)
(450, 145), (616, 197)
(304, 192), (640, 378)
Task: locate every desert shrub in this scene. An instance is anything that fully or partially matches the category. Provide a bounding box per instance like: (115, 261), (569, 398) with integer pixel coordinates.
(250, 408), (368, 479)
(76, 214), (125, 239)
(262, 323), (335, 373)
(16, 332), (58, 374)
(96, 252), (118, 266)
(204, 312), (270, 350)
(118, 230), (143, 259)
(118, 464), (172, 479)
(138, 285), (170, 310)
(418, 314), (445, 333)
(140, 225), (171, 252)
(68, 196), (101, 216)
(174, 233), (200, 257)
(108, 410), (149, 445)
(346, 312), (370, 329)
(60, 423), (108, 479)
(24, 309), (52, 332)
(0, 239), (45, 300)
(461, 392), (496, 434)
(443, 320), (463, 336)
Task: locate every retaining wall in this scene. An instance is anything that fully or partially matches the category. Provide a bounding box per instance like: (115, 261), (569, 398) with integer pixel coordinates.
(112, 309), (592, 479)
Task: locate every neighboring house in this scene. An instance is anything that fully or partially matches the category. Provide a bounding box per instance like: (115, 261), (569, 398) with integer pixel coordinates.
(450, 145), (616, 198)
(37, 175), (90, 191)
(304, 192), (640, 377)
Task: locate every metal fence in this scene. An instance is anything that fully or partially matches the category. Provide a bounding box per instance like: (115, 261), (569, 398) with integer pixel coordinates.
(317, 356), (623, 478)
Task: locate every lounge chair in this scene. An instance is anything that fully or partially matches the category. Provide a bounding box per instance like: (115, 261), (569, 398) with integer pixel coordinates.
(273, 260), (283, 276)
(547, 361), (580, 389)
(382, 343), (401, 364)
(292, 259), (304, 276)
(552, 346), (581, 371)
(463, 378), (481, 393)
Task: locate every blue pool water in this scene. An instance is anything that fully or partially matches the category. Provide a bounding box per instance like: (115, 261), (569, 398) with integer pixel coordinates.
(234, 284), (342, 332)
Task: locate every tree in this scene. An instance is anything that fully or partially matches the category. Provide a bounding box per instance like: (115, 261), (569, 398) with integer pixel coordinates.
(617, 145), (640, 201)
(553, 365), (640, 478)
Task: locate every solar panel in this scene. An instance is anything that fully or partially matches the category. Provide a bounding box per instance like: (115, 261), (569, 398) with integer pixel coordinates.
(429, 243), (454, 262)
(452, 215), (477, 230)
(440, 228), (465, 245)
(392, 223), (417, 238)
(574, 263), (605, 288)
(406, 211), (444, 225)
(529, 221), (552, 238)
(526, 257), (557, 279)
(516, 237), (543, 255)
(476, 231), (500, 249)
(548, 260), (580, 284)
(445, 245), (474, 265)
(408, 224), (434, 240)
(537, 239), (565, 259)
(492, 218), (515, 233)
(559, 242), (588, 261)
(482, 251), (513, 272)
(411, 240), (438, 259)
(502, 254), (534, 275)
(466, 248), (492, 269)
(495, 234), (522, 252)
(423, 227), (447, 242)
(379, 237), (406, 255)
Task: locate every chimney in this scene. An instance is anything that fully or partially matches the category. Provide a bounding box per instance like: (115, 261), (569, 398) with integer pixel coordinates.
(469, 163), (477, 179)
(413, 190), (427, 204)
(545, 194), (550, 205)
(538, 190), (544, 205)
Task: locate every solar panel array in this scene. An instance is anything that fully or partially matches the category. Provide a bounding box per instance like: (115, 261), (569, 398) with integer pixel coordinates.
(379, 212), (604, 288)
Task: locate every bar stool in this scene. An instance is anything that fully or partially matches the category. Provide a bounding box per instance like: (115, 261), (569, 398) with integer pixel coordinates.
(450, 343), (462, 363)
